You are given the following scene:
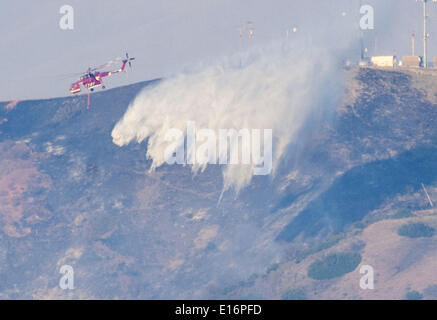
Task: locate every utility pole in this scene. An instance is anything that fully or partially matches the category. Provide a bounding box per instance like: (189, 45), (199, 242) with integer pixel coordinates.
(247, 21), (254, 41)
(360, 0), (365, 60)
(237, 26), (244, 49)
(417, 0), (437, 68)
(423, 0), (428, 67)
(286, 26), (298, 41)
(412, 32), (415, 56)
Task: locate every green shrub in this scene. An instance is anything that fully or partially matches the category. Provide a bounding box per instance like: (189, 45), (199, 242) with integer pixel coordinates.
(406, 290), (423, 300)
(398, 222), (435, 238)
(390, 209), (414, 220)
(295, 235), (342, 264)
(282, 288), (307, 300)
(424, 285), (437, 299)
(307, 252), (362, 280)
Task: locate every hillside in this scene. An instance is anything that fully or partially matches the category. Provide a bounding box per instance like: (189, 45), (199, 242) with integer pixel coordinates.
(0, 67), (436, 299)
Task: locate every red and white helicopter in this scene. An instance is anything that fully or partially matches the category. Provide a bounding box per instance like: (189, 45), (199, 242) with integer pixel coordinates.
(69, 53), (135, 108)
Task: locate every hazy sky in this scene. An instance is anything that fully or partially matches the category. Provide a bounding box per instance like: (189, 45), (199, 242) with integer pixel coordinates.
(1, 0), (436, 101)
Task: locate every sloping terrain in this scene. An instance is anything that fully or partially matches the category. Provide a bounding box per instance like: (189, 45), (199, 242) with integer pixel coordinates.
(253, 68), (437, 300)
(0, 67), (436, 299)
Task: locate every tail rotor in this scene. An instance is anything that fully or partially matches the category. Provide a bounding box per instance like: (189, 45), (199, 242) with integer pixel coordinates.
(124, 52), (135, 81)
(125, 52), (135, 68)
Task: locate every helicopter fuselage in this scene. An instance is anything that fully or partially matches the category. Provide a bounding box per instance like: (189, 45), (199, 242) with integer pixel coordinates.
(69, 59), (129, 94)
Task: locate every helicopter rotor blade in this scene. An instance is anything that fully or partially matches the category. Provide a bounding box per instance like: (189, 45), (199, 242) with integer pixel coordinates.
(67, 54), (133, 81)
(91, 57), (123, 71)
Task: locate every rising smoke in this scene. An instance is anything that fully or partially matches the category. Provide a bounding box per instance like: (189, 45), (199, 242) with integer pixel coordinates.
(111, 40), (344, 193)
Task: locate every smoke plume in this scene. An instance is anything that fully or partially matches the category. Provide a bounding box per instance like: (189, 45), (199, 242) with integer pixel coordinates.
(112, 40), (343, 193)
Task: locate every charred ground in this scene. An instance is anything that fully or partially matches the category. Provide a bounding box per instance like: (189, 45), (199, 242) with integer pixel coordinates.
(0, 68), (436, 299)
